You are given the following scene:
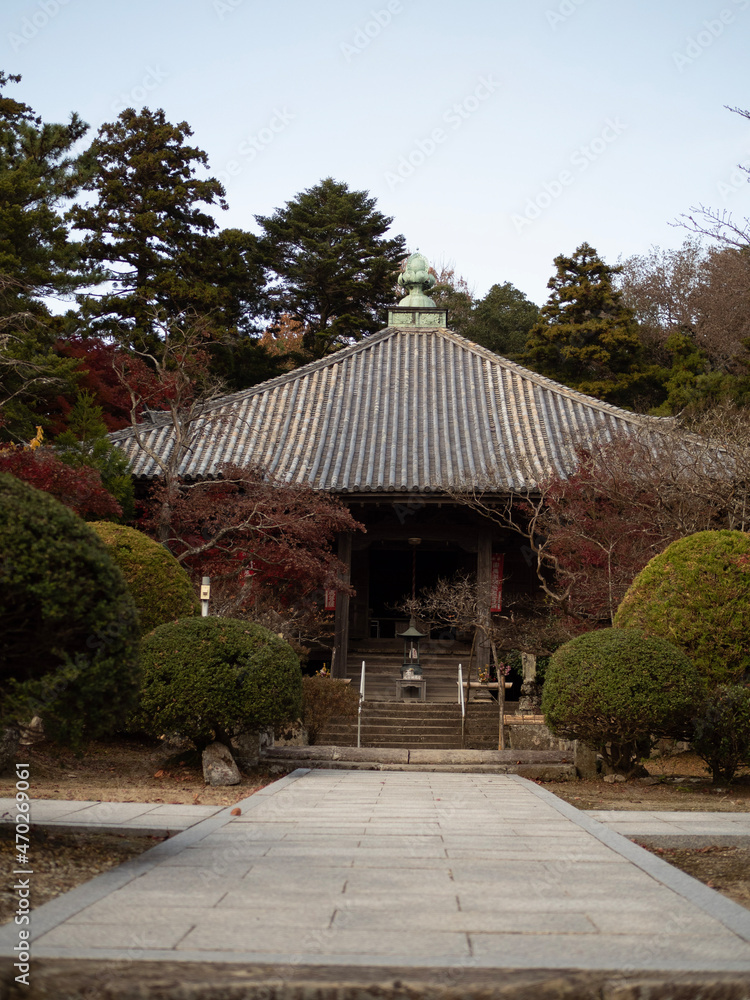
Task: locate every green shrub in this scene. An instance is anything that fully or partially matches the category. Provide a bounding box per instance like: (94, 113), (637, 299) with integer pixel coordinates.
(614, 530), (750, 687)
(134, 617), (302, 750)
(90, 522), (199, 632)
(0, 472), (140, 745)
(542, 628), (702, 776)
(691, 685), (750, 784)
(302, 675), (359, 745)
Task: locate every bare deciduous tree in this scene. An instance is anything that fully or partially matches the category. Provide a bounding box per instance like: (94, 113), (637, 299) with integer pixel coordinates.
(676, 107), (750, 252)
(112, 308), (228, 541)
(448, 411), (750, 633)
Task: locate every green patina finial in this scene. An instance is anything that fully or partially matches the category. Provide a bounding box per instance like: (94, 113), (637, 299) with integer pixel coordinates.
(398, 252), (437, 307)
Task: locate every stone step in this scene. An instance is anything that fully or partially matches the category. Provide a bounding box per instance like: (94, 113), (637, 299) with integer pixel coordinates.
(261, 745), (576, 780)
(266, 746), (571, 764)
(349, 722), (466, 733)
(266, 760), (577, 778)
(321, 713), (461, 722)
(362, 741), (465, 750)
(318, 732), (494, 750)
(347, 658), (480, 704)
(315, 700), (546, 751)
(358, 703), (464, 713)
(321, 723), (464, 735)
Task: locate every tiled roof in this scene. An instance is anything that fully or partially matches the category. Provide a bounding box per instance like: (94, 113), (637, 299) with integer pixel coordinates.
(110, 325), (669, 493)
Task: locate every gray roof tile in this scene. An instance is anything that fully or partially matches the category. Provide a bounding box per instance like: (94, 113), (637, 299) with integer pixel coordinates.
(110, 326), (670, 492)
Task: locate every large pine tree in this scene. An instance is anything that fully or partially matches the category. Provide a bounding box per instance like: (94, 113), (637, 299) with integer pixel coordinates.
(523, 243), (652, 407)
(0, 72), (86, 440)
(256, 177), (406, 359)
(69, 107), (264, 350)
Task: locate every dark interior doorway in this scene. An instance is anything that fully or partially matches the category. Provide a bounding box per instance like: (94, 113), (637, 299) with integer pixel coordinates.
(369, 546), (473, 638)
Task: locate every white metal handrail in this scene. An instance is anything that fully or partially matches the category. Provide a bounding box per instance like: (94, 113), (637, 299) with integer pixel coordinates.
(357, 659), (365, 749)
(458, 663), (465, 746)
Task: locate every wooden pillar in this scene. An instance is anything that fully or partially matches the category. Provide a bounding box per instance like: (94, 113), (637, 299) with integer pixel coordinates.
(476, 532), (492, 679)
(332, 532), (352, 679)
(350, 547), (369, 640)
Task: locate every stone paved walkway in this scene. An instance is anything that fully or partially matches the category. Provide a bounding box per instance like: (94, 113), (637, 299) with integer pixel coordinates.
(3, 794), (749, 840)
(2, 769), (750, 981)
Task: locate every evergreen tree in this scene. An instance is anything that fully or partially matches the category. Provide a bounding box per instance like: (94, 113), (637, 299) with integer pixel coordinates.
(523, 243), (653, 407)
(0, 314), (79, 442)
(430, 266), (474, 338)
(69, 107), (264, 350)
(204, 331), (287, 393)
(256, 177), (406, 359)
(54, 390), (135, 519)
(467, 282), (540, 359)
(0, 72), (88, 305)
(0, 73), (87, 440)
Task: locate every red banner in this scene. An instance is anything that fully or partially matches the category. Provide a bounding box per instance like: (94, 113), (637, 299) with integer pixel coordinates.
(324, 589), (337, 611)
(490, 553), (504, 612)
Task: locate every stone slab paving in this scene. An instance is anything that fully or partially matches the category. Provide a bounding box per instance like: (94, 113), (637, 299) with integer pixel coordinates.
(1, 769), (750, 985)
(0, 797), (222, 835)
(586, 808), (750, 849)
(2, 795), (749, 840)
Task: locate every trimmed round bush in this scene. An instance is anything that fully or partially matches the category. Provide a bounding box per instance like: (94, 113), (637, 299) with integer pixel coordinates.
(90, 522), (199, 632)
(0, 473), (140, 744)
(691, 685), (750, 785)
(542, 628), (702, 775)
(614, 530), (750, 687)
(134, 617), (303, 750)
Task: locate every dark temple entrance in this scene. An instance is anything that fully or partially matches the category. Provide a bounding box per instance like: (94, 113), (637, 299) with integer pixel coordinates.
(331, 501), (537, 701)
(367, 545), (473, 639)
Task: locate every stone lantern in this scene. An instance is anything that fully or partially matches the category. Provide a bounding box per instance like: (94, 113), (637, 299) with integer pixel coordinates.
(398, 618), (426, 679)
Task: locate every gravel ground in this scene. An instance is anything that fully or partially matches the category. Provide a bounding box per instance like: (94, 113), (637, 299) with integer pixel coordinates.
(639, 844), (750, 910)
(0, 735), (284, 806)
(0, 827), (162, 925)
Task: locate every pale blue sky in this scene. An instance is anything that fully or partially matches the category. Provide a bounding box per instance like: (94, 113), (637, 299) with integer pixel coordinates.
(4, 0), (749, 304)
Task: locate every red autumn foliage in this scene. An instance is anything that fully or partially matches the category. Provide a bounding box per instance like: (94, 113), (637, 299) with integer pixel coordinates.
(48, 337), (132, 434)
(529, 443), (668, 625)
(138, 463), (363, 607)
(114, 348), (211, 415)
(0, 446), (122, 520)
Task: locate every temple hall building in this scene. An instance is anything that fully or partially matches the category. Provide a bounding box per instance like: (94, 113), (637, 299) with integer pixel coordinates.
(112, 254), (666, 702)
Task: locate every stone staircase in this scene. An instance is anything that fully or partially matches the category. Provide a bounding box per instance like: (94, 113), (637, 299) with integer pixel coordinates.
(267, 702), (587, 778)
(346, 643), (473, 703)
(317, 700), (523, 751)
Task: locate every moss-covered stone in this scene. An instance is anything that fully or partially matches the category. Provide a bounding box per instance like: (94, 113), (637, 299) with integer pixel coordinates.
(90, 522), (199, 633)
(133, 617), (302, 750)
(614, 530), (750, 686)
